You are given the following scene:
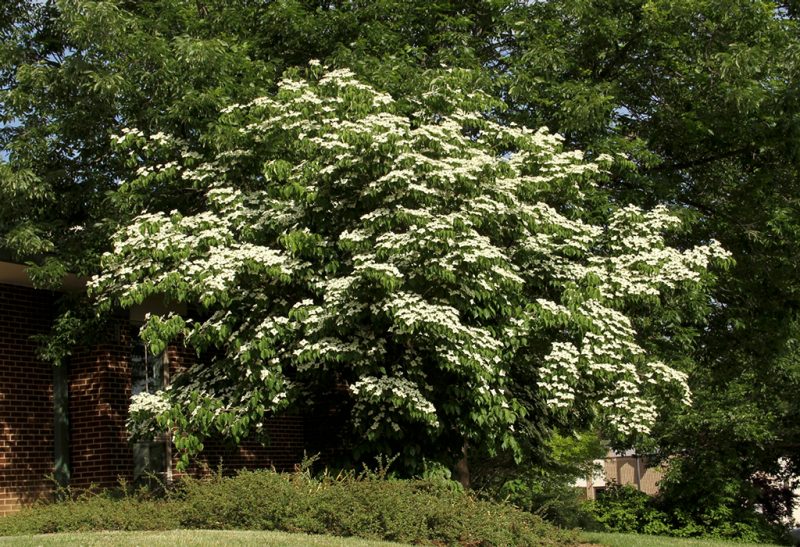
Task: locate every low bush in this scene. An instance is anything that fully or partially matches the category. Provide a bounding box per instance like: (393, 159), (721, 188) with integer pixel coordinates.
(588, 485), (671, 536)
(0, 495), (179, 535)
(0, 468), (577, 546)
(496, 476), (596, 530)
(588, 484), (789, 544)
(470, 432), (605, 530)
(180, 471), (576, 545)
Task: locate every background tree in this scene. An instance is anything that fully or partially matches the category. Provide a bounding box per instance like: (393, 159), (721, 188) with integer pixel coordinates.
(1, 0), (275, 281)
(502, 0), (800, 526)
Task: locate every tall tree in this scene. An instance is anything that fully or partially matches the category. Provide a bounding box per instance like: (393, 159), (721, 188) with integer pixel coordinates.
(503, 0), (800, 524)
(1, 0), (276, 281)
(98, 67), (727, 473)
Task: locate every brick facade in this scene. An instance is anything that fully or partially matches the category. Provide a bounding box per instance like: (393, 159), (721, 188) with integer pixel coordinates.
(176, 417), (306, 478)
(0, 278), (308, 515)
(0, 283), (57, 513)
(68, 321), (135, 490)
(166, 343), (306, 478)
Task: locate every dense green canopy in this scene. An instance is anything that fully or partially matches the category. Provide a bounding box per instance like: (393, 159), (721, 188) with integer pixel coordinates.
(2, 0), (798, 527)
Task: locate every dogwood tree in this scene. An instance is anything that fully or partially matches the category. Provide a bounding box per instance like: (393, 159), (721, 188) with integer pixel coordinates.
(91, 65), (729, 471)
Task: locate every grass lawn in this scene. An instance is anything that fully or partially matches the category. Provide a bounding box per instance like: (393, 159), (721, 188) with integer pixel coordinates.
(0, 530), (409, 546)
(583, 531), (783, 547)
(4, 530), (786, 547)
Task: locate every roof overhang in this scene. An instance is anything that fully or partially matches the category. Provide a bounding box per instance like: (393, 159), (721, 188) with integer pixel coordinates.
(0, 260), (86, 292)
(0, 260), (186, 321)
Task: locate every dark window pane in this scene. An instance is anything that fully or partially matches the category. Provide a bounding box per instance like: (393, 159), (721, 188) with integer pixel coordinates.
(131, 337), (164, 396)
(130, 328), (168, 482)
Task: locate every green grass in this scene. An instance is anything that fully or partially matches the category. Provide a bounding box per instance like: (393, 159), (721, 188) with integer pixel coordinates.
(583, 531), (783, 547)
(4, 530), (785, 547)
(0, 529), (410, 546)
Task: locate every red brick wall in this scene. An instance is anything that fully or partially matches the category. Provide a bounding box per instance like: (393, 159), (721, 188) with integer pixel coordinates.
(1, 301), (309, 513)
(68, 320), (134, 490)
(0, 284), (56, 514)
(301, 383), (353, 470)
(175, 416), (306, 478)
(166, 344), (306, 477)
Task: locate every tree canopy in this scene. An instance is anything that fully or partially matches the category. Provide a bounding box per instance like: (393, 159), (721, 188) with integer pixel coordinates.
(92, 66), (727, 471)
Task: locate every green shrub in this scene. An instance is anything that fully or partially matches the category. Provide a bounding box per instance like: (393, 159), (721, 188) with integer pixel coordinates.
(0, 495), (179, 535)
(174, 470), (574, 545)
(588, 484), (789, 543)
(497, 476), (596, 529)
(470, 431), (606, 530)
(589, 485), (670, 535)
(0, 468), (577, 546)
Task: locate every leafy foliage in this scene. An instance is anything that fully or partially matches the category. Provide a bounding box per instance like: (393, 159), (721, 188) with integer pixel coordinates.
(589, 484), (787, 543)
(2, 0), (798, 523)
(90, 68), (727, 472)
(1, 0), (275, 281)
(500, 0), (800, 522)
(473, 432), (606, 529)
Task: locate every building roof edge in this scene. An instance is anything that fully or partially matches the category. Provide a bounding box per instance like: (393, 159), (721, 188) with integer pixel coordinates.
(0, 260), (86, 292)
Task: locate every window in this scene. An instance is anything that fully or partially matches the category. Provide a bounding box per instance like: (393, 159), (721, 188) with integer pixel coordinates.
(131, 338), (164, 397)
(131, 332), (168, 483)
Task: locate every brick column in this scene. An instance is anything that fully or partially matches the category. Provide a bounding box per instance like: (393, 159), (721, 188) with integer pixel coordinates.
(68, 320), (134, 489)
(0, 284), (56, 514)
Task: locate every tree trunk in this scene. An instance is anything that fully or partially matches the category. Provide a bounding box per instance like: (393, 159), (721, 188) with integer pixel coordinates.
(453, 442), (470, 489)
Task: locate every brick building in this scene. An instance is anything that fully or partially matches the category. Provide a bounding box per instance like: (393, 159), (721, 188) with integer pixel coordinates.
(0, 260), (310, 515)
(575, 450), (665, 499)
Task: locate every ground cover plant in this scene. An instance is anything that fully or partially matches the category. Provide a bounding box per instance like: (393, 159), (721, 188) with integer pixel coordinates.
(0, 467), (578, 546)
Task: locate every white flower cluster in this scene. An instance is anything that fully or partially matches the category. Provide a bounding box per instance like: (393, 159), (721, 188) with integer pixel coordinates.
(597, 383), (659, 436)
(90, 206), (297, 306)
(96, 68), (729, 454)
(350, 375), (439, 433)
(127, 391), (171, 440)
(538, 341), (580, 407)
